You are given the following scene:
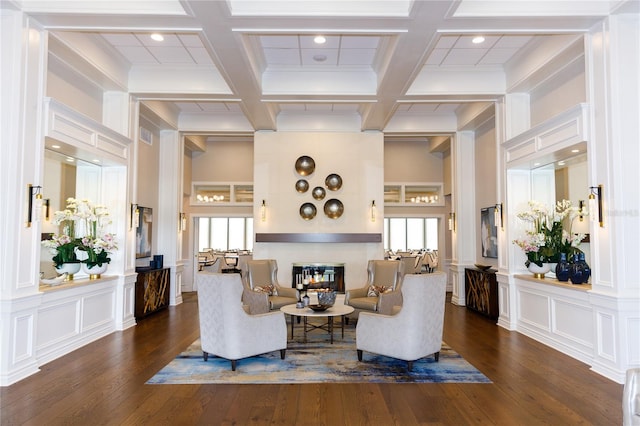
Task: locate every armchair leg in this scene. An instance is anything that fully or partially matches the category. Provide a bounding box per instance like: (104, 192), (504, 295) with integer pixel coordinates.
(434, 351), (440, 362)
(357, 349), (363, 361)
(407, 361), (413, 372)
(280, 349), (286, 359)
(231, 360), (237, 371)
(203, 351), (208, 362)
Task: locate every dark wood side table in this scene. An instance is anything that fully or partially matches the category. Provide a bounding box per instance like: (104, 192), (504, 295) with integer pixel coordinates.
(465, 268), (498, 320)
(135, 267), (170, 319)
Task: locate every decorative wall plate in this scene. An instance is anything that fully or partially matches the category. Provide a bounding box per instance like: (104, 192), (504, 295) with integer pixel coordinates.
(325, 173), (342, 191)
(324, 199), (344, 219)
(299, 202), (317, 220)
(312, 186), (326, 200)
(295, 156), (315, 176)
(295, 179), (309, 193)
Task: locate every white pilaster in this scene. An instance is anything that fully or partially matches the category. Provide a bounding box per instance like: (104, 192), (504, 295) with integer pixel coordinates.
(450, 131), (476, 306)
(157, 130), (183, 306)
(585, 12), (640, 383)
(0, 10), (47, 385)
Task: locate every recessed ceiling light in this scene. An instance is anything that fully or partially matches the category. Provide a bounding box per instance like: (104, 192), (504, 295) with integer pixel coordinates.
(66, 157), (75, 163)
(150, 33), (164, 42)
(558, 161), (566, 166)
(472, 36), (485, 44)
(313, 54), (327, 62)
(51, 144), (60, 149)
(314, 35), (326, 44)
(92, 159), (101, 164)
(571, 149), (580, 153)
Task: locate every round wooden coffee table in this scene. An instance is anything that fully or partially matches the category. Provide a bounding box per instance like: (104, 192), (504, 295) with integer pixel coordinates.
(280, 303), (354, 344)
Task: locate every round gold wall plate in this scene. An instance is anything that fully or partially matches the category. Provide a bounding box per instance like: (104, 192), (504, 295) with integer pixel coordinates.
(299, 202), (317, 220)
(295, 179), (309, 193)
(324, 199), (344, 219)
(312, 186), (326, 200)
(295, 156), (315, 176)
(325, 173), (342, 191)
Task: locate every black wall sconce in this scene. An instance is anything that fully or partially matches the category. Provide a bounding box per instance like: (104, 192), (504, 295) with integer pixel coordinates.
(370, 200), (376, 222)
(494, 203), (503, 229)
(589, 184), (604, 227)
(261, 200), (266, 222)
(578, 199), (585, 222)
(44, 198), (50, 221)
(130, 203), (139, 230)
(179, 212), (187, 231)
(26, 184), (43, 227)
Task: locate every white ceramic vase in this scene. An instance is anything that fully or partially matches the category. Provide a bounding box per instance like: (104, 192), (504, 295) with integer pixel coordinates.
(527, 262), (551, 279)
(55, 262), (81, 281)
(82, 263), (108, 279)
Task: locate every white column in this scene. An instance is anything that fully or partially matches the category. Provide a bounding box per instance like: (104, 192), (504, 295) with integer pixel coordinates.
(449, 131), (476, 306)
(586, 12), (640, 383)
(157, 129), (183, 306)
(0, 10), (48, 385)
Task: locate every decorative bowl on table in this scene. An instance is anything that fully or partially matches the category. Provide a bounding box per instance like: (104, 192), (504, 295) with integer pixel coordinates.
(308, 304), (331, 312)
(316, 289), (337, 306)
(474, 263), (493, 271)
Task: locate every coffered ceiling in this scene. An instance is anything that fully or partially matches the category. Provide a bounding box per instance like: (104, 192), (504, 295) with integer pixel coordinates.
(21, 0), (632, 137)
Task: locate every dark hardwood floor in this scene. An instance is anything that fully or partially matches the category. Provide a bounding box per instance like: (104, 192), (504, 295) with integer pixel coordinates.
(1, 292), (622, 425)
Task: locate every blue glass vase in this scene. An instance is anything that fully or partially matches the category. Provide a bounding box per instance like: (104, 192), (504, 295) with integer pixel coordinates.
(555, 253), (570, 282)
(569, 254), (586, 284)
(577, 252), (590, 283)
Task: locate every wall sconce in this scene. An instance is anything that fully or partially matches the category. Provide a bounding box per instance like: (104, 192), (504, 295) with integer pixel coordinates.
(26, 184), (43, 227)
(494, 203), (503, 229)
(130, 203), (139, 230)
(578, 199), (585, 222)
(370, 200), (376, 222)
(589, 184), (604, 227)
(179, 212), (187, 232)
(44, 198), (50, 221)
(448, 212), (456, 231)
(261, 200), (266, 222)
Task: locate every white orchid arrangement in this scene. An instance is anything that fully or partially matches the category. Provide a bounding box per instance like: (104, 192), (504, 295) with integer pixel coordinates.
(43, 198), (118, 268)
(513, 199), (587, 266)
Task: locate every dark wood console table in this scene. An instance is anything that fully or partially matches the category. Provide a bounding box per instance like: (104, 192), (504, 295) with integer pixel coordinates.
(465, 267), (498, 320)
(135, 267), (170, 319)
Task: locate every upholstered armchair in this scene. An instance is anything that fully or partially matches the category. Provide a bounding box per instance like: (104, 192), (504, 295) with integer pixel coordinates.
(356, 272), (447, 371)
(344, 260), (404, 317)
(624, 368), (640, 426)
(242, 259), (299, 312)
(196, 272), (287, 371)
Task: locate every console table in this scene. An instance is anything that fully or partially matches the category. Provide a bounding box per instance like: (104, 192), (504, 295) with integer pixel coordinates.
(291, 263), (345, 293)
(464, 267), (498, 320)
(135, 267), (170, 319)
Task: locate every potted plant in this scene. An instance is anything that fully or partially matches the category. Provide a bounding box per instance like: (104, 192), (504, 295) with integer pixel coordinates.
(513, 200), (586, 278)
(42, 198), (117, 280)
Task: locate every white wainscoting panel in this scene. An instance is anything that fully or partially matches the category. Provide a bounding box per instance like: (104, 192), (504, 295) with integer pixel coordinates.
(36, 279), (118, 366)
(514, 275), (593, 364)
(518, 289), (550, 330)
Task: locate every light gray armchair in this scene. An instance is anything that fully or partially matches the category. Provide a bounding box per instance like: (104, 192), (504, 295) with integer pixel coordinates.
(241, 259), (299, 312)
(356, 272), (447, 371)
(196, 272), (287, 371)
(345, 260), (404, 317)
(624, 368), (640, 426)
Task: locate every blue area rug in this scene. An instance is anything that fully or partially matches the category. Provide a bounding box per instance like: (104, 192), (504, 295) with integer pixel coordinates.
(148, 324), (491, 384)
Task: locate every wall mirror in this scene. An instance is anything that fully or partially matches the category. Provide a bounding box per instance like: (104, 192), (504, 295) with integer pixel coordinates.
(40, 148), (103, 273)
(510, 141), (591, 263)
(42, 149), (102, 232)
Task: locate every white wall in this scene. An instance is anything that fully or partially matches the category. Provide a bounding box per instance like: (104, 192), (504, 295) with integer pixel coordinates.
(474, 118), (498, 265)
(530, 59), (586, 127)
(252, 131), (384, 289)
